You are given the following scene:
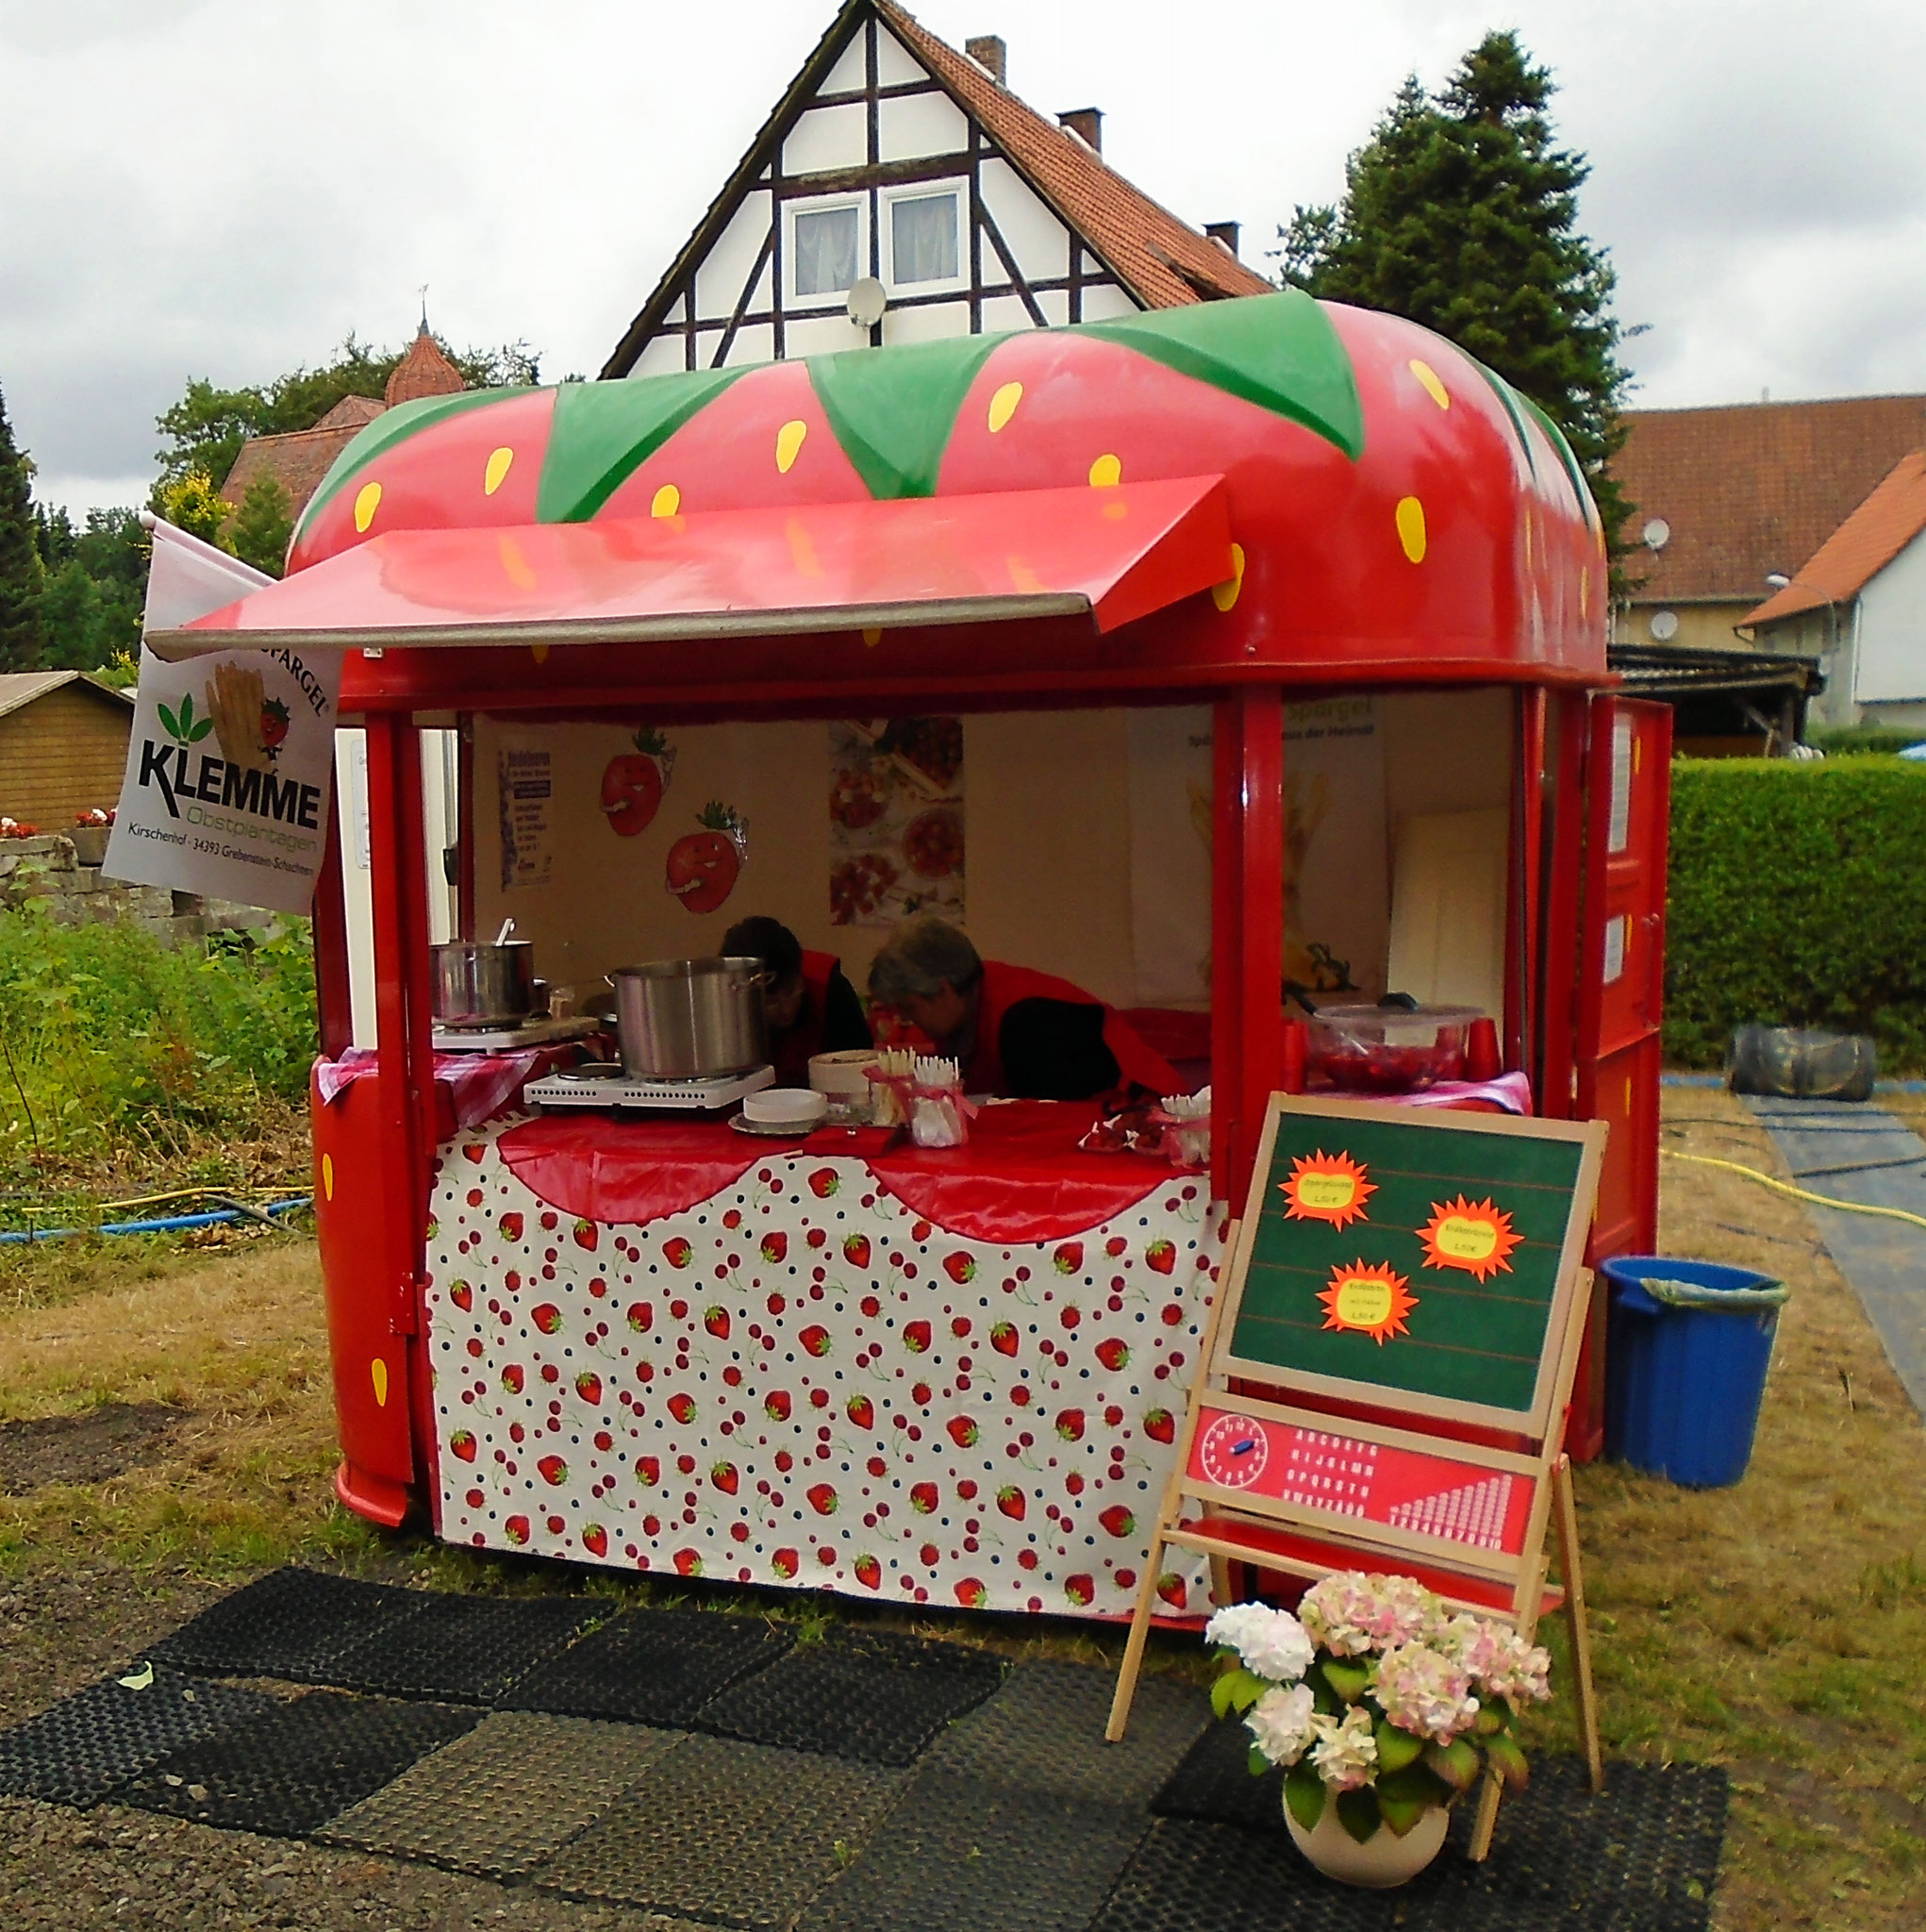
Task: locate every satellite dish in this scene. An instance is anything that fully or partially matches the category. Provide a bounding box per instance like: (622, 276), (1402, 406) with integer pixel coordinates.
(1649, 609), (1680, 642)
(846, 277), (887, 329)
(1641, 518), (1670, 553)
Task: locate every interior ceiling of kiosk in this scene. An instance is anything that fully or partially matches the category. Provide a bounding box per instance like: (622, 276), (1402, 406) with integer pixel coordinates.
(145, 476), (1233, 661)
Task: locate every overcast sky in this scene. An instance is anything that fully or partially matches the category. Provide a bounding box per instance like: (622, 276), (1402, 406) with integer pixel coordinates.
(5, 0), (1923, 516)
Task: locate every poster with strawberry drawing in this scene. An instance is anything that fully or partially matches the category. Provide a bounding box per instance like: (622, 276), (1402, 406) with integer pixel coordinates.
(829, 718), (964, 927)
(423, 1120), (1220, 1620)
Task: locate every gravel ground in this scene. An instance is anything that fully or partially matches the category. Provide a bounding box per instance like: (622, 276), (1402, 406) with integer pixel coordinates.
(0, 1563), (704, 1931)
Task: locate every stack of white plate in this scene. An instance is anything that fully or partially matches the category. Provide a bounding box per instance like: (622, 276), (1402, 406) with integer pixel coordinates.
(738, 1087), (828, 1135)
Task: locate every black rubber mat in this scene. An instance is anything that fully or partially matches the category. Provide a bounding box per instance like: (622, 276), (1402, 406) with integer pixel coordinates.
(1152, 1708), (1286, 1832)
(698, 1625), (1005, 1767)
(319, 1711), (684, 1877)
(805, 1767), (1151, 1932)
(0, 1666), (280, 1808)
(316, 1591), (602, 1704)
(506, 1606), (794, 1726)
(116, 1691), (483, 1839)
(1099, 1758), (1728, 1932)
(923, 1659), (1210, 1809)
(535, 1731), (907, 1926)
(145, 1567), (427, 1682)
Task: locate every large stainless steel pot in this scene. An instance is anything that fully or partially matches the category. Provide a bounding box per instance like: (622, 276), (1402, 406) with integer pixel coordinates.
(432, 941), (536, 1026)
(610, 957), (769, 1079)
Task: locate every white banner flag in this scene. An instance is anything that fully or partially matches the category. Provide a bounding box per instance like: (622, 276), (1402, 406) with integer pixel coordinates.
(103, 519), (342, 916)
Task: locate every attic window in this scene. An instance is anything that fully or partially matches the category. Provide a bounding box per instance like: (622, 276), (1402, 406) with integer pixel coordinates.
(886, 187), (963, 291)
(790, 199), (862, 299)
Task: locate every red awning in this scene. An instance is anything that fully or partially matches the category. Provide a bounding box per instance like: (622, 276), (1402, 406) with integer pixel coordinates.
(147, 475), (1233, 661)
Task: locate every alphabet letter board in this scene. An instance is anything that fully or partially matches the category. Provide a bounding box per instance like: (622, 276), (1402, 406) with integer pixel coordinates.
(1220, 1095), (1605, 1437)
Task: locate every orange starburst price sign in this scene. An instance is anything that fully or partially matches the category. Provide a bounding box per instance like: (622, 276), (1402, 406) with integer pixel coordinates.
(1417, 1196), (1523, 1282)
(1279, 1150), (1375, 1230)
(1317, 1260), (1418, 1345)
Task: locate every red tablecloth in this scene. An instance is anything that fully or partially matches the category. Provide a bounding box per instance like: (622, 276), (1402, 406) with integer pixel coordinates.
(494, 1100), (1198, 1244)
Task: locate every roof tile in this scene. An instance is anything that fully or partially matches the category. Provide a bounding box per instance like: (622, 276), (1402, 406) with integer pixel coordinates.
(1743, 450), (1926, 625)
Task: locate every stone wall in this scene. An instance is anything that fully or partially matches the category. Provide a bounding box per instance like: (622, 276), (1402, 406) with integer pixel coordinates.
(0, 833), (276, 941)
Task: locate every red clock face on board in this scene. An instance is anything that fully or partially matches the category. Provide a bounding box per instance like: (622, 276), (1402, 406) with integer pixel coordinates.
(1198, 1412), (1270, 1490)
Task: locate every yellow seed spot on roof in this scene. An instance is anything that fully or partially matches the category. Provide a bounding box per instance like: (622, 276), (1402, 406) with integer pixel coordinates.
(1088, 453), (1121, 489)
(1211, 542), (1247, 613)
(530, 641), (550, 664)
(652, 483), (681, 518)
(988, 382), (1023, 433)
(1580, 565), (1591, 617)
(1396, 496), (1427, 563)
(1408, 359), (1450, 409)
(321, 1152), (334, 1202)
(354, 481), (382, 533)
(776, 420), (808, 474)
(862, 627), (883, 648)
(484, 447), (514, 496)
(371, 1357), (389, 1407)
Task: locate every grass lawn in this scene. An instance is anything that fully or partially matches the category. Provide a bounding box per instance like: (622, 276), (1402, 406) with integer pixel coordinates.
(2, 1087), (1922, 1926)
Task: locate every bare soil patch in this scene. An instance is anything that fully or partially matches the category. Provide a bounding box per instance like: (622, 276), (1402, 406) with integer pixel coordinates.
(0, 1402), (191, 1493)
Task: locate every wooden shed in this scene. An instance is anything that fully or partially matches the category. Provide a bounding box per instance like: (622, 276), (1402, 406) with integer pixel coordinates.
(0, 672), (136, 829)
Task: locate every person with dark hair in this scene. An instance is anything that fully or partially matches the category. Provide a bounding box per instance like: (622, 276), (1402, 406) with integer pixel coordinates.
(722, 916), (871, 1087)
(866, 914), (1180, 1102)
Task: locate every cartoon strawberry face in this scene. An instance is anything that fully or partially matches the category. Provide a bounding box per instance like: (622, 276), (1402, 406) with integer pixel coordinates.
(665, 801), (744, 914)
(843, 1234), (872, 1270)
(449, 1429), (477, 1462)
(600, 729), (672, 839)
(853, 1553), (882, 1590)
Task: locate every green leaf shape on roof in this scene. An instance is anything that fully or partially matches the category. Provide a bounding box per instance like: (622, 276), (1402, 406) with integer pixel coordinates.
(294, 389), (512, 539)
(1079, 290), (1365, 461)
(806, 334), (1008, 500)
(537, 369), (746, 523)
(1515, 390), (1597, 529)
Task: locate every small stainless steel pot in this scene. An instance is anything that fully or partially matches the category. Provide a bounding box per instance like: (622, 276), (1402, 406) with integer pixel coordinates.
(610, 957), (770, 1079)
(432, 941), (536, 1026)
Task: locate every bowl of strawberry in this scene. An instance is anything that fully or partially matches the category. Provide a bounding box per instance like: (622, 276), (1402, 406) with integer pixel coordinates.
(1304, 1002), (1481, 1093)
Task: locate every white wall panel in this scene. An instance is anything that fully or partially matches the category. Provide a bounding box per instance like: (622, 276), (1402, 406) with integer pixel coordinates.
(785, 312), (868, 358)
(693, 193), (773, 322)
(726, 322), (775, 366)
(1037, 289), (1070, 326)
(980, 157), (1071, 281)
(880, 299), (973, 345)
(821, 36), (868, 93)
(877, 91), (969, 162)
(631, 334), (686, 377)
(874, 28), (927, 88)
(1856, 533), (1926, 702)
(981, 293), (1036, 333)
(783, 102), (867, 175)
(1078, 282), (1139, 321)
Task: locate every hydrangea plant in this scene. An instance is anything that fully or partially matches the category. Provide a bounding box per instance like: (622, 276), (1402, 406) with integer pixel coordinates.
(1206, 1573), (1552, 1844)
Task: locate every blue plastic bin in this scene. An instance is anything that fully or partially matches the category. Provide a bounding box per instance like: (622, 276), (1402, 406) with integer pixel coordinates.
(1602, 1256), (1786, 1487)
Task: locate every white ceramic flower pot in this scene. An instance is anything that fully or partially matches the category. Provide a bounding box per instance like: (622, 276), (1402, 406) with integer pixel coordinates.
(1284, 1793), (1450, 1888)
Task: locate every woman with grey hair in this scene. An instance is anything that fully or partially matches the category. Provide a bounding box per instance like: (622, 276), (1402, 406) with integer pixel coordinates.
(866, 915), (1180, 1101)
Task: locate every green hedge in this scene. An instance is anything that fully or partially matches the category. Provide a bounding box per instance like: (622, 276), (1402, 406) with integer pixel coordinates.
(1665, 757), (1926, 1070)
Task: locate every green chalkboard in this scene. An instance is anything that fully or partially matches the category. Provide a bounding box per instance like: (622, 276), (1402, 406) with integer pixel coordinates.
(1221, 1097), (1602, 1433)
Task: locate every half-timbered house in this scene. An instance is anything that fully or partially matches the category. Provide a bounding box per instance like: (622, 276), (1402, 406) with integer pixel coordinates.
(602, 0), (1269, 376)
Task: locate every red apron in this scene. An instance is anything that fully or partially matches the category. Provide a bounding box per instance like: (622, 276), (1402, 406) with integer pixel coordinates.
(770, 949), (842, 1087)
(965, 961), (1183, 1097)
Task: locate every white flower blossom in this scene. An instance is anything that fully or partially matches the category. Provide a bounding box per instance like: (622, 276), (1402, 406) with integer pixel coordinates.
(1244, 1683), (1318, 1767)
(1307, 1705), (1379, 1790)
(1204, 1603), (1315, 1684)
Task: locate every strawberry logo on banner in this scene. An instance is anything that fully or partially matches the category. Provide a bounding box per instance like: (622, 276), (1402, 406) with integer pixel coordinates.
(104, 517), (342, 916)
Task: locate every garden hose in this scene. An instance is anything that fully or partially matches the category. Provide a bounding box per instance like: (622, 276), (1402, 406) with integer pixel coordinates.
(0, 1196), (311, 1247)
(1661, 1150), (1926, 1231)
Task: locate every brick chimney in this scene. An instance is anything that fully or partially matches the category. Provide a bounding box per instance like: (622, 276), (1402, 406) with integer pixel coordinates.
(1058, 107), (1103, 153)
(1205, 221), (1241, 258)
(965, 34), (1006, 84)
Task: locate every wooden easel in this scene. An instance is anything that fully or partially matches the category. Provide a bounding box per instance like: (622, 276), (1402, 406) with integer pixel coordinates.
(1107, 1095), (1607, 1860)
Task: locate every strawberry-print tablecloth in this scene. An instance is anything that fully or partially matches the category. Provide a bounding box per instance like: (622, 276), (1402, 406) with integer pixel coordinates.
(424, 1110), (1222, 1619)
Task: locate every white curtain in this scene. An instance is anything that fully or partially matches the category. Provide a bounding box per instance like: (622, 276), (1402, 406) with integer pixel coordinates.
(891, 193), (957, 284)
(793, 205), (859, 297)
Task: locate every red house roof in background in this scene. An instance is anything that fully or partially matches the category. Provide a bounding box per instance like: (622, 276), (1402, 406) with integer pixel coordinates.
(1614, 393), (1926, 604)
(874, 1), (1270, 308)
(1744, 451), (1926, 625)
(385, 325), (466, 407)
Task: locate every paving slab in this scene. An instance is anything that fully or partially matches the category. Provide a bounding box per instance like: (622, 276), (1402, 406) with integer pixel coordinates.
(317, 1591), (603, 1703)
(319, 1709), (682, 1876)
(533, 1732), (907, 1927)
(144, 1566), (429, 1682)
(1745, 1097), (1926, 1413)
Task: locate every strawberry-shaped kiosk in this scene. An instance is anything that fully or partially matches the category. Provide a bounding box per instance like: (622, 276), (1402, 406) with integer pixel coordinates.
(150, 292), (1668, 1619)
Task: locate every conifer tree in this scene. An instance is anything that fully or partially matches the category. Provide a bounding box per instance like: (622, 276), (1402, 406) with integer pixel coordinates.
(0, 384), (44, 672)
(1279, 32), (1632, 544)
(227, 476), (293, 577)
